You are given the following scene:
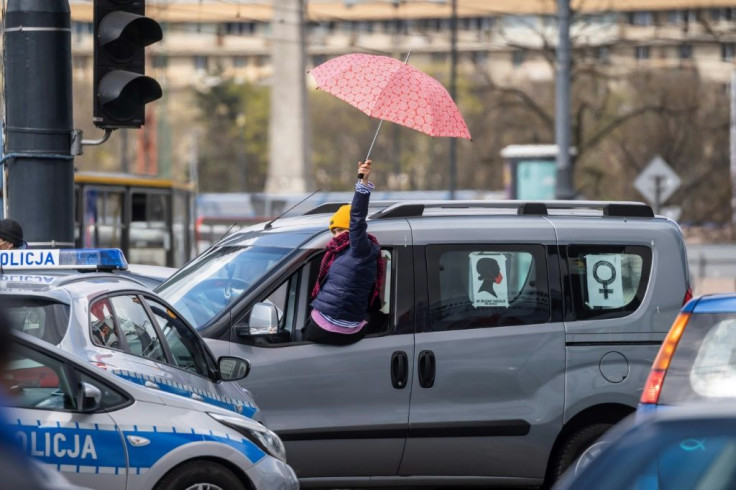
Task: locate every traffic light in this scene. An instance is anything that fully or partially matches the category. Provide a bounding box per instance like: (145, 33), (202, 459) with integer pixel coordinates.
(93, 0), (163, 129)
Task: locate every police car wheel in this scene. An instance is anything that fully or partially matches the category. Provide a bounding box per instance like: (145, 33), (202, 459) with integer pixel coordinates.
(154, 460), (247, 490)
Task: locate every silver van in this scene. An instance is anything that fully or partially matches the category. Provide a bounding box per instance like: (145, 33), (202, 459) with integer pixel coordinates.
(157, 200), (691, 488)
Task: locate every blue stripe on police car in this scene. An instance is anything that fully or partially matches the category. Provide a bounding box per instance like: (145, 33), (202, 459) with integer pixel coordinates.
(12, 418), (266, 475)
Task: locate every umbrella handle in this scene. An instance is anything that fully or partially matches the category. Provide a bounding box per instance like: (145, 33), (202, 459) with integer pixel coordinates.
(359, 119), (384, 179)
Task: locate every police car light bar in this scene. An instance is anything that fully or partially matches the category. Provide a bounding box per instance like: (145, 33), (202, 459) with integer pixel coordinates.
(0, 248), (128, 271)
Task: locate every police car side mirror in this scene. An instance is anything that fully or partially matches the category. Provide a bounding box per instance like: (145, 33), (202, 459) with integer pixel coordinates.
(235, 302), (279, 337)
(77, 382), (102, 413)
(218, 356), (251, 381)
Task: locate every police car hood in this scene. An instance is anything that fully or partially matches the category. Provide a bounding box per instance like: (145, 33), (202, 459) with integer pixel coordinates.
(118, 375), (264, 425)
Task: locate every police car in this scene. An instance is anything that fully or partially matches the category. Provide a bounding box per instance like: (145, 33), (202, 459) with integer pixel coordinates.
(0, 248), (260, 421)
(4, 330), (298, 490)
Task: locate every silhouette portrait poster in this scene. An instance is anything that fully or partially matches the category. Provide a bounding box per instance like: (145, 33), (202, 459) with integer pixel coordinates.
(585, 254), (624, 308)
(469, 252), (509, 308)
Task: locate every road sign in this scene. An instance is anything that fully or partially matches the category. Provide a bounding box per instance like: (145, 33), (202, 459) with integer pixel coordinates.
(634, 156), (681, 210)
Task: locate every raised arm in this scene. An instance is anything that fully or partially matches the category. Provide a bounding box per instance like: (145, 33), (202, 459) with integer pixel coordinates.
(349, 160), (374, 257)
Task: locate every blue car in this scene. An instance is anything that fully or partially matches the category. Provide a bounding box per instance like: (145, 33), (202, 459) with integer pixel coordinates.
(639, 292), (736, 415)
(553, 403), (736, 490)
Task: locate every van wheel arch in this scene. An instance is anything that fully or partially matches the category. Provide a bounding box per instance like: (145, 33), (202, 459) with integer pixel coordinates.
(154, 458), (255, 490)
(543, 403), (632, 489)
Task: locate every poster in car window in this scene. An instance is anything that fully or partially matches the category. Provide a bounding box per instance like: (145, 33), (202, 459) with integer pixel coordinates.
(585, 254), (624, 308)
(469, 252), (509, 308)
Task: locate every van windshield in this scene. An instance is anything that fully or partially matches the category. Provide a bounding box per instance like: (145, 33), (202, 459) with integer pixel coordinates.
(157, 244), (294, 329)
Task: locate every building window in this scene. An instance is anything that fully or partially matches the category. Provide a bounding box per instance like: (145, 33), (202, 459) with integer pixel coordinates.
(194, 56), (208, 72)
(73, 56), (88, 71)
(635, 46), (650, 60)
(512, 50), (525, 67)
(430, 52), (448, 63)
(679, 44), (693, 60)
(723, 43), (735, 62)
(72, 21), (93, 41)
(628, 11), (654, 26)
(233, 56), (247, 68)
(225, 22), (256, 36)
(152, 55), (167, 69)
(595, 46), (610, 63)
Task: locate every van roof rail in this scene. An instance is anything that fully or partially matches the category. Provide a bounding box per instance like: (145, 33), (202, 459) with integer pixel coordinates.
(367, 200), (655, 219)
(302, 200), (401, 216)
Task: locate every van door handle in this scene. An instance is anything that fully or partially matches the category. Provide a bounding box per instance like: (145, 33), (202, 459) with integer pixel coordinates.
(390, 351), (408, 389)
(417, 350), (436, 388)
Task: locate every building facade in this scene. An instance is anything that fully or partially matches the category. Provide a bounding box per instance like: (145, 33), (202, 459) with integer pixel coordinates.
(68, 0), (736, 88)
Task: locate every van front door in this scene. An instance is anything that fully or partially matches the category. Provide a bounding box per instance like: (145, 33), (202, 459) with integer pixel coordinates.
(400, 219), (564, 483)
(211, 232), (415, 480)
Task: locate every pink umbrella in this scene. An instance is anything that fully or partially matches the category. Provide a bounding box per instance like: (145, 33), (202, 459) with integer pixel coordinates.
(310, 52), (471, 176)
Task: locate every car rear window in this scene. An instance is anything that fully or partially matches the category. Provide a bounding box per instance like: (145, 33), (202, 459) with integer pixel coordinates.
(565, 245), (652, 321)
(661, 313), (736, 404)
(5, 298), (70, 345)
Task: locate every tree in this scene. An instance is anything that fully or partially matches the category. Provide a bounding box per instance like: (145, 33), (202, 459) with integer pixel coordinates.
(194, 80), (270, 192)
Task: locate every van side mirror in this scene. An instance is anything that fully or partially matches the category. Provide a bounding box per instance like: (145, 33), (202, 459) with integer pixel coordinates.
(77, 382), (101, 413)
(235, 302), (279, 337)
(218, 356), (251, 381)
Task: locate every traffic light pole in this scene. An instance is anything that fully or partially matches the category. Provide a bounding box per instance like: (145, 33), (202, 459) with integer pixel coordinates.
(4, 0), (75, 247)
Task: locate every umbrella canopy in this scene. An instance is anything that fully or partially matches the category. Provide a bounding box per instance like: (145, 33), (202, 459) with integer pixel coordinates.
(311, 53), (471, 140)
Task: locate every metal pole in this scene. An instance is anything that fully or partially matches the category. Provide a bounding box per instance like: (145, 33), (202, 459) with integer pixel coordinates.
(448, 0), (458, 199)
(4, 0), (75, 247)
(730, 69), (736, 238)
(555, 0), (574, 199)
(654, 175), (663, 215)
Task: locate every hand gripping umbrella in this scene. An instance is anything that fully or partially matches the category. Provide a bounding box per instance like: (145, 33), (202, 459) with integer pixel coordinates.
(310, 52), (471, 178)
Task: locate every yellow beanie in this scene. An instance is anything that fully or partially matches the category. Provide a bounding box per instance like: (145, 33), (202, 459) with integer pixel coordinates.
(329, 205), (351, 231)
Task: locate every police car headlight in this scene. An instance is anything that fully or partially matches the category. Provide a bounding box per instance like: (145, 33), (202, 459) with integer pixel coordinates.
(208, 412), (287, 462)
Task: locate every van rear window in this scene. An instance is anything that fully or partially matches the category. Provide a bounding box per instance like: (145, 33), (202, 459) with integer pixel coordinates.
(565, 245), (652, 321)
(5, 298), (70, 345)
(425, 244), (550, 331)
(661, 313), (736, 404)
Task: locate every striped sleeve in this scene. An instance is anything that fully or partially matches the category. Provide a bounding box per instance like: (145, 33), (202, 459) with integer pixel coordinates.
(355, 181), (374, 194)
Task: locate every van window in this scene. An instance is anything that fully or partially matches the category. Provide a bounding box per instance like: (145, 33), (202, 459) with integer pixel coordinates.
(426, 244), (550, 331)
(566, 245), (652, 321)
(240, 249), (394, 345)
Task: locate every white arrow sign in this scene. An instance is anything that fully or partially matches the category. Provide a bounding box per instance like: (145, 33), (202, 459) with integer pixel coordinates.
(634, 155), (681, 207)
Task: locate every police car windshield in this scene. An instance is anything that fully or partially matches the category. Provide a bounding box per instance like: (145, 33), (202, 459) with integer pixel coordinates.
(156, 245), (293, 329)
(4, 298), (71, 344)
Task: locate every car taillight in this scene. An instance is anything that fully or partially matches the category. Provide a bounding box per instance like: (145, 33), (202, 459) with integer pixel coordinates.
(683, 287), (693, 306)
(640, 313), (690, 404)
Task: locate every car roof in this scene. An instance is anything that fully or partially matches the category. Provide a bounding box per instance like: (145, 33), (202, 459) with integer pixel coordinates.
(683, 293), (736, 313)
(0, 270), (150, 301)
(215, 199), (668, 246)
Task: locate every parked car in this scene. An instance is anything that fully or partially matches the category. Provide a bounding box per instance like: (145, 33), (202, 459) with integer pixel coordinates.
(157, 199), (691, 488)
(0, 248), (260, 419)
(4, 330), (298, 490)
(639, 292), (736, 414)
(553, 403), (736, 490)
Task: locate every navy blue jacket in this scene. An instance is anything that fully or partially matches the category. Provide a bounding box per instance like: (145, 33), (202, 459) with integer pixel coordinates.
(311, 187), (380, 322)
